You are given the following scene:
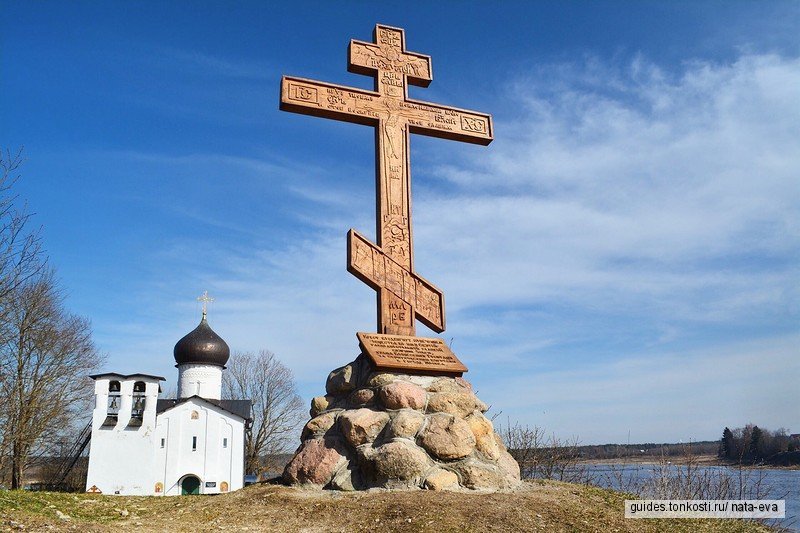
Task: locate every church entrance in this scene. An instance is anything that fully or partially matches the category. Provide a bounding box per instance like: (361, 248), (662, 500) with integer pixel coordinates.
(181, 475), (201, 495)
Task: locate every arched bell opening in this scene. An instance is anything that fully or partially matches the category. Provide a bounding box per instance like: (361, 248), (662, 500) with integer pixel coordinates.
(107, 380), (121, 415)
(131, 381), (146, 418)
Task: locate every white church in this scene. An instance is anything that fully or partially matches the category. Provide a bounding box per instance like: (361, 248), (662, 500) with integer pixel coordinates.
(85, 299), (251, 496)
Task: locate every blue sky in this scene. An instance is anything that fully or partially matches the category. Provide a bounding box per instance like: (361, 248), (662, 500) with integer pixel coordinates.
(1, 1), (798, 444)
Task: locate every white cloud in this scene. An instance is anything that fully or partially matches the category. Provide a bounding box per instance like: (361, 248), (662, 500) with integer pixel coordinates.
(485, 333), (800, 443)
(417, 53), (799, 326)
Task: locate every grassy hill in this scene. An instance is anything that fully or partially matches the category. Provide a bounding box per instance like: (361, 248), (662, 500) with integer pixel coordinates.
(1, 480), (772, 532)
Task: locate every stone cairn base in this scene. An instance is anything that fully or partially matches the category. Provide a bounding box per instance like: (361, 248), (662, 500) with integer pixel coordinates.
(283, 354), (521, 491)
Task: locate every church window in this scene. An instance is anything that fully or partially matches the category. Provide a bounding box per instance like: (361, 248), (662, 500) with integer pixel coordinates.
(223, 438), (228, 448)
(192, 436), (197, 451)
(160, 438), (165, 448)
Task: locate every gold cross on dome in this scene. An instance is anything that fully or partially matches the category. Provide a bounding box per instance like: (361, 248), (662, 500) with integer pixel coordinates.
(197, 291), (214, 319)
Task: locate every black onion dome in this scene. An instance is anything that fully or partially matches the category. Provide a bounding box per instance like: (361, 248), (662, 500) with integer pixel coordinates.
(173, 316), (230, 367)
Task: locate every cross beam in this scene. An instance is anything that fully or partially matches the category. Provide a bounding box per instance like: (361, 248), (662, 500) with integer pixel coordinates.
(347, 229), (444, 332)
(280, 24), (493, 335)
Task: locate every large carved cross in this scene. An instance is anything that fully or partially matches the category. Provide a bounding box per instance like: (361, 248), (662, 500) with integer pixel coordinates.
(280, 24), (493, 336)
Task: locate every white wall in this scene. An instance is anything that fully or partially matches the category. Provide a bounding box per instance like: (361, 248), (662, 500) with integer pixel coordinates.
(177, 364), (223, 400)
(155, 398), (245, 495)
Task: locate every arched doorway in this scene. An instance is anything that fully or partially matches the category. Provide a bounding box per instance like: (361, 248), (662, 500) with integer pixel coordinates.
(181, 475), (201, 495)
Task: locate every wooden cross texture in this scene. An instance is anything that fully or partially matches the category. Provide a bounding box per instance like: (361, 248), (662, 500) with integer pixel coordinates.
(280, 24), (493, 336)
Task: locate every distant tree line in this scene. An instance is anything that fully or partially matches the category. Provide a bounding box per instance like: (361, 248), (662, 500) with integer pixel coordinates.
(718, 424), (798, 465)
(570, 441), (719, 460)
(0, 149), (102, 489)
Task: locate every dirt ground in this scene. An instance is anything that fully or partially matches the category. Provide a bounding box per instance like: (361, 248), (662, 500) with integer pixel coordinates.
(1, 480), (773, 532)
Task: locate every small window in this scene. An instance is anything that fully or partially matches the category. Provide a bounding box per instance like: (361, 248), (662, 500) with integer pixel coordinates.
(133, 381), (146, 393)
(109, 380), (121, 392)
(160, 438), (165, 448)
(223, 438), (228, 448)
(192, 436), (197, 451)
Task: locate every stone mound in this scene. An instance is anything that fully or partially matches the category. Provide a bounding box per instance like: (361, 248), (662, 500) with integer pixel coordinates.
(283, 354), (521, 491)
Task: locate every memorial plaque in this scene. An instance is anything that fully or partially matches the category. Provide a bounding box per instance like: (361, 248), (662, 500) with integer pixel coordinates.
(357, 332), (467, 376)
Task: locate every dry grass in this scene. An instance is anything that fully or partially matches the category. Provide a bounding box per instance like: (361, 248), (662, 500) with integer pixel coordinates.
(1, 481), (772, 532)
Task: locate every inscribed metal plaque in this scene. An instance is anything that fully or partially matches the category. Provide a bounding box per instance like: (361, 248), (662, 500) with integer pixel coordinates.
(357, 332), (467, 375)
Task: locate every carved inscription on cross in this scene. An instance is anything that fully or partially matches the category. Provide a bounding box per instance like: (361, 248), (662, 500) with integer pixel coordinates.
(280, 24), (493, 336)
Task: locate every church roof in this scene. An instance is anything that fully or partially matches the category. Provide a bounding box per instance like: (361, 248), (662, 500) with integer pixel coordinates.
(88, 372), (166, 381)
(156, 396), (252, 422)
(173, 316), (230, 367)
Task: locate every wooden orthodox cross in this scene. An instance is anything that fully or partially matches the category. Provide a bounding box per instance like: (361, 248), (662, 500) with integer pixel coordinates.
(280, 24), (493, 337)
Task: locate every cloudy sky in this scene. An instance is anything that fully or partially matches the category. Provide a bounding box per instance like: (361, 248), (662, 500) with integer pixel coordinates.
(1, 1), (797, 444)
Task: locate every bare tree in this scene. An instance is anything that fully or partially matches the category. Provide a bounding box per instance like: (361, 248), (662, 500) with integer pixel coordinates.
(0, 149), (44, 304)
(0, 149), (44, 411)
(0, 148), (46, 485)
(499, 420), (588, 483)
(0, 270), (102, 488)
(0, 150), (102, 489)
(222, 350), (304, 476)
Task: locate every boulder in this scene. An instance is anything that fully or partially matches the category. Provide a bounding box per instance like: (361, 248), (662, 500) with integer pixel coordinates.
(402, 374), (439, 389)
(349, 387), (375, 406)
(379, 381), (427, 410)
(370, 441), (431, 483)
(455, 460), (514, 490)
(326, 364), (356, 395)
(427, 377), (472, 394)
(497, 449), (522, 481)
(366, 372), (397, 388)
(423, 468), (460, 491)
(329, 459), (363, 491)
(476, 435), (501, 460)
(418, 413), (475, 460)
(339, 408), (390, 447)
(310, 395), (337, 417)
(455, 376), (473, 392)
(465, 411), (501, 460)
(301, 412), (337, 441)
(385, 409), (425, 439)
(465, 410), (492, 438)
(426, 392), (487, 418)
(283, 438), (347, 486)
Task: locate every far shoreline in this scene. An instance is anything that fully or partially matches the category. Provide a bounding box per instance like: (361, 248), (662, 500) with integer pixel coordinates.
(578, 453), (800, 470)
